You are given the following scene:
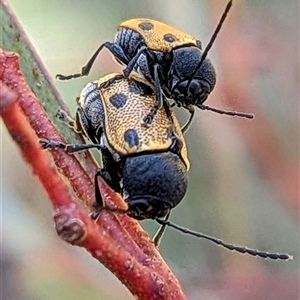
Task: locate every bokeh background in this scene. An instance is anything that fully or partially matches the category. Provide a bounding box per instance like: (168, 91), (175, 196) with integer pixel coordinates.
(1, 0), (299, 299)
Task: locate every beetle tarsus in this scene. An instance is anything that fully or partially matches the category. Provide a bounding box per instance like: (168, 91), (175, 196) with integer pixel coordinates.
(152, 211), (170, 247)
(181, 105), (195, 133)
(56, 73), (83, 80)
(56, 109), (75, 127)
(39, 138), (66, 150)
(142, 106), (159, 126)
(169, 131), (183, 156)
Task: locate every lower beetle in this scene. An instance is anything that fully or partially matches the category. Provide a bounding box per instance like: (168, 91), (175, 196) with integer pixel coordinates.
(77, 73), (190, 221)
(43, 73), (189, 244)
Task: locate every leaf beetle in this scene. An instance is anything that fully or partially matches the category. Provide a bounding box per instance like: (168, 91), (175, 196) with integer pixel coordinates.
(42, 73), (189, 244)
(57, 0), (253, 131)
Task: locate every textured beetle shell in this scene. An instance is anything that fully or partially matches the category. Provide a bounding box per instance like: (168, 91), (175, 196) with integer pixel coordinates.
(97, 74), (190, 170)
(118, 18), (200, 52)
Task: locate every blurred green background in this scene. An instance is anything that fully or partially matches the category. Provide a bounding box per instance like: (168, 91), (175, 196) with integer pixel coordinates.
(1, 0), (299, 299)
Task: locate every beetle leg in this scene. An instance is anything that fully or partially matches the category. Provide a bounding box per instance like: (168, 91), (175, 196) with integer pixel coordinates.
(153, 63), (163, 109)
(74, 106), (101, 142)
(55, 107), (90, 140)
(152, 211), (170, 247)
(168, 129), (183, 156)
(122, 46), (148, 77)
(181, 105), (195, 133)
(56, 109), (75, 128)
(142, 63), (163, 126)
(56, 42), (124, 80)
(142, 106), (159, 126)
(56, 108), (89, 140)
(90, 152), (122, 219)
(90, 168), (115, 220)
(39, 138), (103, 154)
(98, 74), (125, 89)
(54, 107), (92, 142)
(104, 42), (130, 65)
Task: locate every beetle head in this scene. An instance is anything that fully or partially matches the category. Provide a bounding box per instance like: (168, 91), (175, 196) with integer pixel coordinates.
(169, 47), (216, 107)
(126, 196), (171, 220)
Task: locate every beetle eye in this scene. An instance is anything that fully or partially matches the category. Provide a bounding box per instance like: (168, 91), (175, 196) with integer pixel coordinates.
(198, 92), (208, 104)
(187, 80), (201, 97)
(188, 79), (211, 103)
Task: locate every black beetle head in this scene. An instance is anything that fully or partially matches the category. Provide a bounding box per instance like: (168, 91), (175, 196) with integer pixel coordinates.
(169, 47), (216, 107)
(126, 196), (171, 220)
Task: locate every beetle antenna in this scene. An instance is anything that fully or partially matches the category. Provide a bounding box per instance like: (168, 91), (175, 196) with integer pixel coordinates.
(155, 218), (292, 260)
(197, 104), (254, 119)
(93, 205), (292, 260)
(187, 0), (232, 87)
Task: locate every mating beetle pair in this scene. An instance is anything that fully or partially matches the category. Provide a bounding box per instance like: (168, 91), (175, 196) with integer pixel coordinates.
(52, 0), (236, 225)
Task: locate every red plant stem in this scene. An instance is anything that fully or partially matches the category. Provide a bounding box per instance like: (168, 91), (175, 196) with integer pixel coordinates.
(0, 82), (76, 208)
(0, 50), (95, 208)
(0, 48), (187, 299)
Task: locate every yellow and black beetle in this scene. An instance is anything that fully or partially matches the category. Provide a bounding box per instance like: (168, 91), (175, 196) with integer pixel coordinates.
(57, 1), (252, 130)
(42, 73), (189, 242)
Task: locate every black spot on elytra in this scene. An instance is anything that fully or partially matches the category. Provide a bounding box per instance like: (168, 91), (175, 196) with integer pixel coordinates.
(109, 93), (127, 109)
(138, 21), (154, 31)
(163, 33), (177, 43)
(124, 129), (139, 148)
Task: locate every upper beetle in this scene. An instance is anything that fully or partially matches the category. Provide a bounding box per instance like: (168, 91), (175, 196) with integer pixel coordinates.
(45, 73), (189, 232)
(57, 0), (252, 132)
